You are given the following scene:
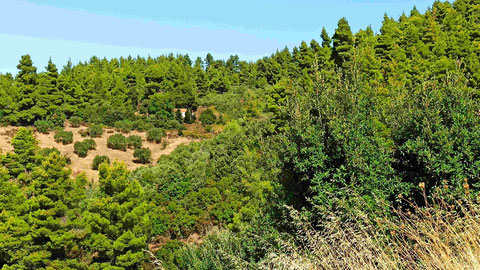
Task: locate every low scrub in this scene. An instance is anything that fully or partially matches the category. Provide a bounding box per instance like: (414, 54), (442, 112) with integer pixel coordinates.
(92, 155), (111, 170)
(199, 108), (217, 125)
(147, 128), (166, 143)
(34, 120), (55, 134)
(114, 120), (134, 133)
(87, 124), (103, 138)
(54, 130), (73, 145)
(69, 116), (82, 127)
(127, 135), (142, 149)
(107, 134), (127, 151)
(133, 147), (151, 164)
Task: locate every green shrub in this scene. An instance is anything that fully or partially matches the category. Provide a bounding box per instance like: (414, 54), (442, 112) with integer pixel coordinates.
(134, 148), (151, 164)
(69, 116), (82, 127)
(84, 139), (96, 150)
(199, 109), (216, 125)
(127, 135), (143, 149)
(178, 125), (187, 136)
(92, 155), (111, 170)
(205, 125), (213, 133)
(133, 119), (155, 132)
(147, 128), (166, 143)
(34, 120), (54, 133)
(87, 124), (103, 138)
(107, 134), (127, 151)
(48, 112), (66, 127)
(165, 119), (181, 129)
(74, 141), (89, 158)
(54, 130), (73, 145)
(114, 120), (134, 133)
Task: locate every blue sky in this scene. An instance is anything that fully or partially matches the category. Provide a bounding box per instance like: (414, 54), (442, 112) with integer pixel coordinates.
(0, 0), (435, 74)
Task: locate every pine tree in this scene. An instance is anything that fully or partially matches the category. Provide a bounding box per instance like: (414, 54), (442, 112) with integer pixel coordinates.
(332, 17), (354, 68)
(84, 162), (151, 269)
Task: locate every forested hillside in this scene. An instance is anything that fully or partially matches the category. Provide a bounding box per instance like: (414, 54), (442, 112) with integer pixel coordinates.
(1, 0), (480, 269)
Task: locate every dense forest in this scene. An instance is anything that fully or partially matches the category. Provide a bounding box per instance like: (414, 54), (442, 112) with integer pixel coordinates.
(1, 0), (480, 269)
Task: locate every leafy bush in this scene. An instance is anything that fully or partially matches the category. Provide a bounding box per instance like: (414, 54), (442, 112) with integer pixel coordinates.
(69, 116), (82, 127)
(114, 120), (134, 133)
(74, 141), (89, 158)
(48, 112), (66, 127)
(134, 148), (151, 164)
(147, 128), (166, 143)
(54, 130), (73, 145)
(127, 135), (143, 149)
(34, 120), (54, 133)
(199, 109), (216, 125)
(166, 119), (181, 129)
(132, 119), (154, 132)
(178, 125), (187, 136)
(92, 155), (111, 170)
(107, 134), (127, 151)
(87, 124), (103, 138)
(84, 139), (96, 150)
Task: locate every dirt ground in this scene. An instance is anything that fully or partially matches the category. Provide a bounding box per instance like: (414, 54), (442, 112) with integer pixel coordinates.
(0, 125), (196, 182)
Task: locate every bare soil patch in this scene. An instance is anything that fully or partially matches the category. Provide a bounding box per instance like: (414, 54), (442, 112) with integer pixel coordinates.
(0, 126), (196, 182)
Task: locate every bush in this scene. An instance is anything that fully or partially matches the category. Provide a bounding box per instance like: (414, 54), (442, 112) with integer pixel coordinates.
(134, 148), (151, 164)
(92, 155), (111, 170)
(132, 119), (154, 132)
(107, 134), (127, 151)
(127, 135), (143, 149)
(74, 141), (89, 158)
(165, 119), (181, 129)
(178, 125), (187, 136)
(34, 120), (54, 133)
(48, 112), (66, 127)
(69, 116), (82, 127)
(205, 125), (213, 133)
(87, 124), (103, 138)
(199, 109), (216, 125)
(54, 130), (73, 145)
(84, 139), (97, 150)
(115, 120), (134, 133)
(147, 128), (166, 143)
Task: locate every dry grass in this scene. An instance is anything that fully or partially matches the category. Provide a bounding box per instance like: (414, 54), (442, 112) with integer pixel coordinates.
(0, 125), (196, 182)
(258, 198), (480, 270)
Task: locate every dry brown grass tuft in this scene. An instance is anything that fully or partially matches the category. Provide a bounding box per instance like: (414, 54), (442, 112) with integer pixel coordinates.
(259, 199), (480, 270)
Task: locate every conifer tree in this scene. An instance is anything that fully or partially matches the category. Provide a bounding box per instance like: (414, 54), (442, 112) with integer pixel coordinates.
(332, 17), (354, 68)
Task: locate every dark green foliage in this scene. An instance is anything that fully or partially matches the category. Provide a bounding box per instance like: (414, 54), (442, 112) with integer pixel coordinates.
(69, 116), (82, 127)
(184, 108), (196, 124)
(199, 108), (216, 125)
(84, 162), (151, 269)
(134, 148), (151, 164)
(34, 119), (54, 133)
(53, 129), (73, 144)
(178, 125), (187, 136)
(127, 135), (143, 149)
(107, 133), (128, 151)
(83, 138), (96, 150)
(114, 119), (134, 133)
(175, 109), (183, 123)
(92, 155), (111, 170)
(131, 121), (272, 238)
(74, 139), (95, 157)
(87, 124), (103, 138)
(147, 128), (166, 143)
(3, 1), (480, 268)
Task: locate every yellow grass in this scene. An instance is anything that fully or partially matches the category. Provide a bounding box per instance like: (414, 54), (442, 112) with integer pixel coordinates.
(259, 199), (480, 270)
